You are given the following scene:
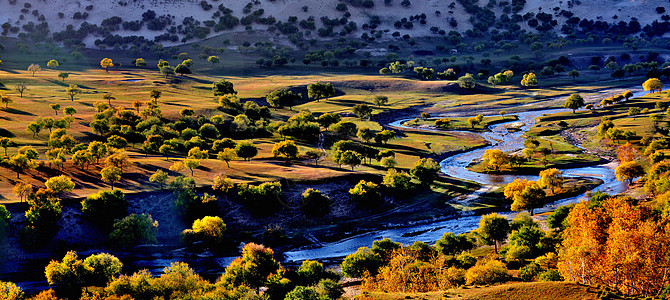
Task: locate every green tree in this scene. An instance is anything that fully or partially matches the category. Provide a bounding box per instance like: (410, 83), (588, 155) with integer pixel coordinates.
(615, 161), (645, 186)
(305, 149), (326, 165)
(341, 247), (382, 277)
(159, 66), (175, 79)
(101, 165), (122, 189)
(234, 141), (258, 161)
(83, 253), (123, 286)
(219, 243), (280, 289)
(568, 69), (579, 78)
(212, 79), (237, 96)
(65, 84), (80, 101)
(81, 189), (128, 226)
(266, 89), (301, 109)
(45, 251), (93, 290)
(476, 213), (510, 253)
(339, 150), (363, 170)
(135, 58), (147, 67)
(643, 78), (663, 93)
(349, 180), (381, 204)
(563, 93), (585, 113)
(45, 175), (75, 195)
(64, 106), (77, 117)
(272, 140), (300, 162)
(410, 158), (440, 185)
(46, 59), (59, 69)
(182, 216), (227, 246)
(0, 137), (14, 156)
(285, 286), (320, 300)
(301, 188), (331, 216)
(8, 153), (36, 179)
(149, 169), (168, 190)
(521, 72), (538, 87)
(50, 103), (60, 115)
(373, 95), (389, 107)
(352, 104), (373, 119)
(457, 73), (476, 89)
(436, 232), (475, 256)
(207, 55), (220, 65)
(108, 214), (158, 248)
(307, 82), (335, 102)
(357, 127), (375, 143)
(217, 148), (237, 168)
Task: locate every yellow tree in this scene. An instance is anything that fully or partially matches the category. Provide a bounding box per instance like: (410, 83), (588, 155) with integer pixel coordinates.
(100, 58), (114, 73)
(482, 149), (510, 171)
(538, 168), (563, 194)
(504, 179), (546, 215)
(616, 142), (637, 163)
(65, 84), (81, 101)
(642, 78), (663, 93)
(615, 161), (645, 186)
(27, 64), (41, 77)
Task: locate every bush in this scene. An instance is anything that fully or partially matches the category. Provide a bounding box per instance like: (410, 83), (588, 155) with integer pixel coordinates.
(301, 188), (331, 216)
(341, 247), (383, 277)
(284, 286), (320, 300)
(237, 181), (282, 213)
(108, 214), (158, 248)
(456, 252), (477, 269)
(465, 259), (509, 285)
(349, 180), (382, 205)
(317, 279), (345, 299)
(81, 189), (128, 227)
(181, 216), (226, 247)
(382, 168), (413, 193)
(519, 262), (542, 282)
(538, 269), (562, 282)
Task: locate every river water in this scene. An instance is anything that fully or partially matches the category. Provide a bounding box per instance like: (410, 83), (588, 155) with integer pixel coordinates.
(282, 89), (654, 262)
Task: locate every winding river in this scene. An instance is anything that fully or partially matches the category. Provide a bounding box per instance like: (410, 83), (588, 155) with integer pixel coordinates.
(281, 89), (653, 262)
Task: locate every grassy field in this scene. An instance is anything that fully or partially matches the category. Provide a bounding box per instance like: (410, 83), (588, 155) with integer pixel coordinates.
(401, 115), (519, 132)
(0, 54), (495, 202)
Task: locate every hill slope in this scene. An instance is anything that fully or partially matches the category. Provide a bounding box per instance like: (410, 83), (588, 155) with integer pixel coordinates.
(0, 0), (667, 47)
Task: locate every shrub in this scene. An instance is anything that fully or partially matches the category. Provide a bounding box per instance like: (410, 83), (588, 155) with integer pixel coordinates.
(317, 279), (345, 299)
(465, 259), (508, 285)
(108, 214), (158, 248)
(181, 216), (226, 247)
(237, 181), (282, 213)
(81, 189), (128, 227)
(285, 286), (320, 300)
(349, 180), (381, 205)
(538, 269), (563, 282)
(519, 262), (542, 282)
(382, 168), (413, 193)
(301, 188), (331, 216)
(341, 247), (383, 277)
(83, 253), (123, 286)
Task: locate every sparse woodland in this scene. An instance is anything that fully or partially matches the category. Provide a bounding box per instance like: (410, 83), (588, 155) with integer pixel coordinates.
(1, 0), (670, 299)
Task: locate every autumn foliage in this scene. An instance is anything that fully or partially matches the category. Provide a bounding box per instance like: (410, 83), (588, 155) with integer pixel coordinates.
(558, 195), (670, 296)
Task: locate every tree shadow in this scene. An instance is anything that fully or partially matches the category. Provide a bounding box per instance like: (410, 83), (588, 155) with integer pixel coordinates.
(1, 108), (34, 116)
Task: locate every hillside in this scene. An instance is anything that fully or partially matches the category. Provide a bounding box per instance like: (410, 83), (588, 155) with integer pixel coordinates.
(358, 282), (601, 300)
(0, 0), (668, 48)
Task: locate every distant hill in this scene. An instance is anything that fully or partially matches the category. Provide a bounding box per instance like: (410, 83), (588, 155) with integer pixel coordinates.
(0, 0), (668, 48)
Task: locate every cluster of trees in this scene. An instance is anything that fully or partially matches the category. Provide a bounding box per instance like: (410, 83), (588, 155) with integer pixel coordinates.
(348, 208), (565, 293)
(1, 243), (345, 300)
